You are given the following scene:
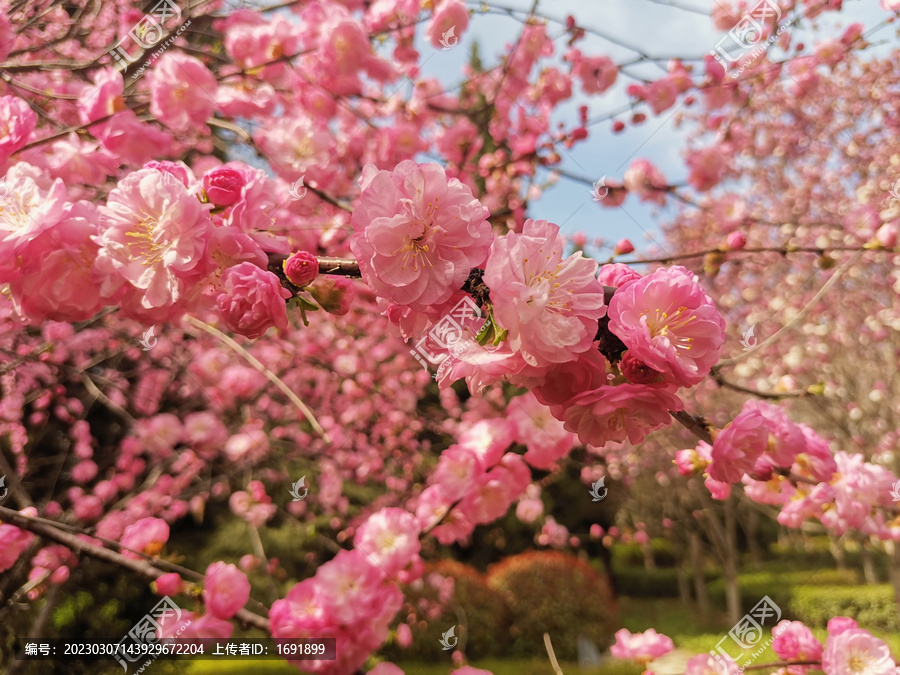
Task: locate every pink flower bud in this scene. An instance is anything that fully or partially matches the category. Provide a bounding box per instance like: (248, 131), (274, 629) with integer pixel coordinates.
(614, 238), (635, 255)
(154, 572), (184, 596)
(204, 562), (251, 620)
(283, 251), (320, 287)
(397, 623), (413, 648)
(216, 263), (292, 339)
(308, 276), (355, 315)
(203, 167), (245, 207)
(727, 231), (747, 250)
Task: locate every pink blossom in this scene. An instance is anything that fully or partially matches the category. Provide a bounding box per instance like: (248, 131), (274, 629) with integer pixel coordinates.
(315, 549), (388, 625)
(506, 391), (575, 469)
(216, 262), (292, 338)
(614, 239), (635, 255)
(458, 419), (516, 470)
(451, 669), (494, 675)
(0, 162), (69, 283)
(822, 628), (895, 675)
(143, 161), (193, 187)
(308, 276), (355, 315)
(686, 147), (728, 191)
(154, 572), (184, 597)
(371, 664), (405, 675)
(9, 202), (104, 322)
(79, 68), (124, 124)
(611, 628), (674, 661)
(430, 445), (486, 502)
(608, 265), (726, 387)
(646, 76), (680, 114)
(793, 424), (837, 482)
(516, 497), (544, 523)
(396, 623), (413, 648)
(283, 251), (320, 287)
(120, 518), (170, 559)
(353, 508), (421, 578)
(533, 348), (608, 408)
(560, 384), (683, 446)
(0, 14), (12, 62)
(485, 219), (607, 365)
(94, 169), (213, 314)
(0, 523), (35, 572)
(0, 96), (37, 163)
(571, 50), (618, 94)
(203, 167), (245, 207)
(621, 350), (665, 385)
(148, 53), (218, 131)
(827, 617), (859, 636)
(686, 653), (740, 675)
(94, 110), (175, 167)
(772, 620), (823, 665)
(675, 445), (709, 475)
(204, 562), (251, 619)
(426, 0), (468, 50)
(254, 113), (333, 181)
(726, 232), (747, 250)
(350, 161), (491, 312)
(708, 406), (770, 484)
(623, 159), (668, 205)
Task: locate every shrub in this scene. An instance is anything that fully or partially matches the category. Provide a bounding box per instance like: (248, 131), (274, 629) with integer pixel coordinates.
(789, 585), (899, 632)
(611, 540), (677, 568)
(707, 569), (859, 610)
(486, 551), (619, 661)
(380, 560), (511, 662)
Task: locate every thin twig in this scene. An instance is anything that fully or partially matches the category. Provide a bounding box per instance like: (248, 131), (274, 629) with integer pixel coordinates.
(184, 316), (330, 443)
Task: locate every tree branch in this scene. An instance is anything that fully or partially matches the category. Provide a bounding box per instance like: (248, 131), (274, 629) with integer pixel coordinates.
(0, 505), (270, 632)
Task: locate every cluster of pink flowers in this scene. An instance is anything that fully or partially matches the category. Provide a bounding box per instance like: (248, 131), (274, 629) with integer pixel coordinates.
(270, 507), (421, 674)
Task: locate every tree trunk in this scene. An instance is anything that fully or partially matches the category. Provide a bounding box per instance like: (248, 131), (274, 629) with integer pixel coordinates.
(744, 506), (762, 569)
(890, 543), (900, 626)
(829, 533), (847, 572)
(642, 540), (656, 570)
(690, 530), (710, 615)
(723, 499), (742, 625)
(675, 550), (691, 605)
(861, 540), (878, 585)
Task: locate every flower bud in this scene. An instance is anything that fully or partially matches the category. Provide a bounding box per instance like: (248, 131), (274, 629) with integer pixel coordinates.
(308, 276), (355, 315)
(283, 251), (320, 287)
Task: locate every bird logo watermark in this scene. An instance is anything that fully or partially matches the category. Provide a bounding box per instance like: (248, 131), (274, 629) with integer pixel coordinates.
(591, 177), (608, 201)
(440, 26), (458, 49)
(290, 176), (308, 201)
(588, 476), (607, 502)
(740, 326), (757, 351)
(289, 476), (308, 501)
(889, 177), (900, 201)
(439, 625), (458, 650)
(890, 479), (900, 502)
(139, 326), (158, 351)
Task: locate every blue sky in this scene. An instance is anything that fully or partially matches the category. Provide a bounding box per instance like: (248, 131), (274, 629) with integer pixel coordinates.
(408, 0), (893, 258)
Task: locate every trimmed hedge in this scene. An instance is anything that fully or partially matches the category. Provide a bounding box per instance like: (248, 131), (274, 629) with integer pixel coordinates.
(707, 569), (860, 610)
(790, 585), (899, 632)
(381, 559), (511, 662)
(610, 539), (678, 568)
(486, 551), (619, 661)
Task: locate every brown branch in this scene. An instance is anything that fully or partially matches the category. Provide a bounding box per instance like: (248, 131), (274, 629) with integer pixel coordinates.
(670, 410), (713, 444)
(742, 662), (820, 672)
(0, 506), (270, 632)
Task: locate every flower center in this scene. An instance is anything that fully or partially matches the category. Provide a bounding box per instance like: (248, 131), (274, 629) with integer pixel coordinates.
(125, 211), (165, 267)
(643, 305), (697, 350)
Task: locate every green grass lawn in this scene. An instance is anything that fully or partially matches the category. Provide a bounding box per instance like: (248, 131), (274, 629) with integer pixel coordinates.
(184, 594), (900, 675)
